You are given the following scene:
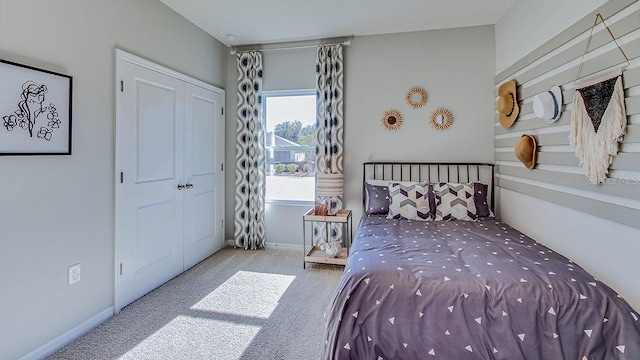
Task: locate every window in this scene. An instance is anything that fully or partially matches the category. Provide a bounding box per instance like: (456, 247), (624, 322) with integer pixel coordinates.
(263, 90), (316, 203)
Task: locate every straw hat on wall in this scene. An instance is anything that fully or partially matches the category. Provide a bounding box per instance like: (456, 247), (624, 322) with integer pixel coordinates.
(497, 80), (519, 128)
(514, 134), (537, 169)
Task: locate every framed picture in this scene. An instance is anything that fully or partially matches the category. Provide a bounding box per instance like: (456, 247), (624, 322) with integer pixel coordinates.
(0, 60), (72, 155)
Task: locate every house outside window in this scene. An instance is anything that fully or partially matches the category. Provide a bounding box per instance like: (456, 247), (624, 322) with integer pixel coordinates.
(263, 90), (316, 203)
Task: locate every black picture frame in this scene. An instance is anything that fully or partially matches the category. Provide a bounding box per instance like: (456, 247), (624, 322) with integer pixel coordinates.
(0, 59), (72, 155)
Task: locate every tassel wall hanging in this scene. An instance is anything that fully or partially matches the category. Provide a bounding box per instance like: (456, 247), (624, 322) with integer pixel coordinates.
(569, 13), (629, 184)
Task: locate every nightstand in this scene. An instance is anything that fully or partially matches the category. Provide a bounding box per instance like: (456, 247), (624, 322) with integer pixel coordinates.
(302, 209), (352, 268)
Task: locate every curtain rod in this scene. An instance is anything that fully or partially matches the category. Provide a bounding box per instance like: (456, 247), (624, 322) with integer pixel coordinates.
(230, 40), (351, 55)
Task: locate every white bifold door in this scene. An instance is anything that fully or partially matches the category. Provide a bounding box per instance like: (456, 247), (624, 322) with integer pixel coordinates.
(115, 50), (224, 312)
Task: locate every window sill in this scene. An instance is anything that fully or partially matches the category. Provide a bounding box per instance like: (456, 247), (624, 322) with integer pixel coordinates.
(266, 199), (314, 207)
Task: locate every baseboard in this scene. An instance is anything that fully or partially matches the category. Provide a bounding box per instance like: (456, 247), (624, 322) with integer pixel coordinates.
(225, 239), (303, 251)
(264, 242), (302, 251)
(20, 307), (113, 360)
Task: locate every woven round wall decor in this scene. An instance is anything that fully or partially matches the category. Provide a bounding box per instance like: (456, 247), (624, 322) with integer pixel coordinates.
(406, 86), (428, 109)
(430, 107), (454, 130)
(382, 109), (403, 131)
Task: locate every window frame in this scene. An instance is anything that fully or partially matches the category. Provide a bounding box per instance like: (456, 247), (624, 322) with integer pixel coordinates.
(262, 89), (316, 206)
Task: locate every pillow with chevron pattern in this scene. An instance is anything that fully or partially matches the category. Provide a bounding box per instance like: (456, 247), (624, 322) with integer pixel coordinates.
(433, 182), (477, 221)
(386, 182), (432, 221)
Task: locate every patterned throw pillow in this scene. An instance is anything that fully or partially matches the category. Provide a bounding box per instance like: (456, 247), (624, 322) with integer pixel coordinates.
(386, 182), (432, 221)
(473, 182), (492, 218)
(364, 182), (390, 215)
(433, 182), (477, 221)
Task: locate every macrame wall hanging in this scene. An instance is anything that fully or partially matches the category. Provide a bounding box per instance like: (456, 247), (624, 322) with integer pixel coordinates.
(569, 13), (630, 184)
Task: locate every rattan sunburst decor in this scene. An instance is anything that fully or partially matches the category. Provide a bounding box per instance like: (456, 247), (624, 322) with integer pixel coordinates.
(430, 107), (453, 130)
(406, 86), (428, 109)
(382, 109), (403, 131)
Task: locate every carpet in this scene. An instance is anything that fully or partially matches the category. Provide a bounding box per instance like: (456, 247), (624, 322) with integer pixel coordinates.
(48, 247), (343, 360)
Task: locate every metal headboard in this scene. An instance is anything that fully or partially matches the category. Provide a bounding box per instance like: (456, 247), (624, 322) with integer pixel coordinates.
(362, 161), (495, 212)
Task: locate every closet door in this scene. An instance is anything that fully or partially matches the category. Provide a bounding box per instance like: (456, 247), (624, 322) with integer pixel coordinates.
(115, 50), (225, 312)
(115, 60), (185, 311)
(183, 83), (225, 269)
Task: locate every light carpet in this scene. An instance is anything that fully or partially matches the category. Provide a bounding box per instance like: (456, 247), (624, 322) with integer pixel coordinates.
(48, 247), (343, 360)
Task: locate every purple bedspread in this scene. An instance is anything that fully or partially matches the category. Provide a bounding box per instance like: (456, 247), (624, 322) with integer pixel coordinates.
(322, 216), (640, 359)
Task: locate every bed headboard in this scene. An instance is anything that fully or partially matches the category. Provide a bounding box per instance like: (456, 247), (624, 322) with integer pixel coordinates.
(362, 161), (495, 212)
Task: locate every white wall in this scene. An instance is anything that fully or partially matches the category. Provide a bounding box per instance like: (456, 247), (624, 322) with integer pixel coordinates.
(495, 0), (607, 73)
(343, 27), (496, 221)
(0, 1), (226, 359)
(262, 47), (317, 91)
(224, 26), (496, 245)
(494, 0), (640, 311)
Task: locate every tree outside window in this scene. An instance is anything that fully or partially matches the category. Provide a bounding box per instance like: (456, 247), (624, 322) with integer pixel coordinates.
(263, 91), (315, 203)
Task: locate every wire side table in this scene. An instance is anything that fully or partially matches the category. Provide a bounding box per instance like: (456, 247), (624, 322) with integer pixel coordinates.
(302, 209), (352, 269)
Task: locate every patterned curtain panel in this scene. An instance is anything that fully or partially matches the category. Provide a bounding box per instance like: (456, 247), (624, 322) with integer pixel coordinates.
(315, 44), (345, 248)
(234, 51), (266, 250)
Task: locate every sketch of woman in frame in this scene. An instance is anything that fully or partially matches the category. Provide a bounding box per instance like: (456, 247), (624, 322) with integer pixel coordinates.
(20, 81), (48, 137)
(2, 80), (60, 140)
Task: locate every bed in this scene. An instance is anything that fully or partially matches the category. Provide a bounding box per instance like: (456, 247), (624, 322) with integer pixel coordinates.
(322, 162), (640, 359)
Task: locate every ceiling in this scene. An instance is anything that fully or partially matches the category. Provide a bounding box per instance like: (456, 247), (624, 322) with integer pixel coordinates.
(160, 0), (516, 47)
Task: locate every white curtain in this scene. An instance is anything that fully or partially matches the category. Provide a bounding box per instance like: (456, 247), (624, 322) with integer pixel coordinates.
(234, 51), (266, 250)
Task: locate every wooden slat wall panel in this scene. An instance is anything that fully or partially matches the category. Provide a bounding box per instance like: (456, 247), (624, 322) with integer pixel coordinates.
(494, 0), (640, 229)
(496, 110), (573, 134)
(498, 165), (640, 200)
(512, 36), (640, 101)
(495, 123), (640, 147)
(627, 93), (640, 115)
(495, 0), (637, 83)
(625, 66), (640, 87)
(495, 78), (640, 134)
(496, 151), (640, 170)
(498, 179), (640, 230)
(507, 12), (640, 87)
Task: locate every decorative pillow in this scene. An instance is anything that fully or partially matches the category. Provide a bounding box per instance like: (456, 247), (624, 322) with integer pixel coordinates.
(364, 182), (390, 215)
(366, 179), (418, 187)
(365, 179), (390, 187)
(364, 179), (420, 215)
(473, 182), (492, 218)
(386, 182), (432, 221)
(433, 182), (477, 221)
(427, 184), (436, 218)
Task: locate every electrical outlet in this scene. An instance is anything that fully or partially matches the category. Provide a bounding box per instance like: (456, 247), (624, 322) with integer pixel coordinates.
(68, 263), (81, 285)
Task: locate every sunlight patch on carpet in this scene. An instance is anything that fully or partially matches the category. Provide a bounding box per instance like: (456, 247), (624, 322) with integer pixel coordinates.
(120, 271), (297, 359)
(120, 316), (261, 359)
(190, 270), (296, 318)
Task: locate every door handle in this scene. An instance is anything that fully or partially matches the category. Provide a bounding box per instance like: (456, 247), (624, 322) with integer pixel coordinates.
(186, 183), (194, 189)
(177, 184), (185, 190)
